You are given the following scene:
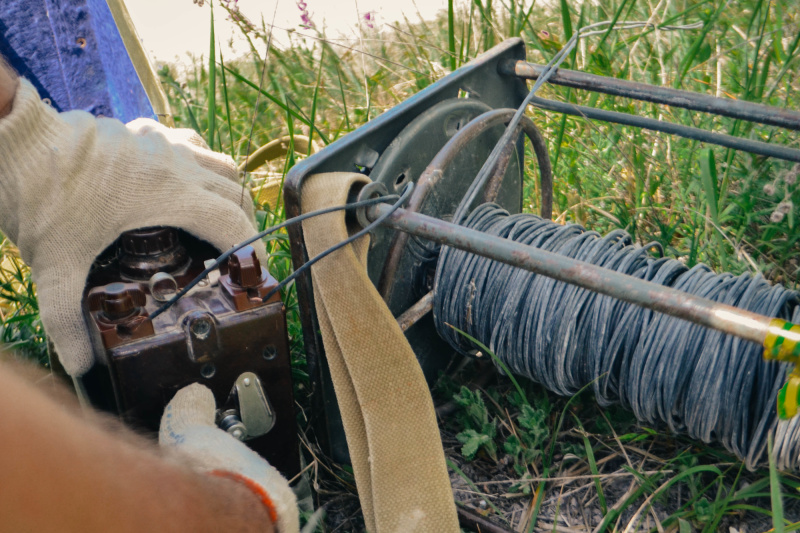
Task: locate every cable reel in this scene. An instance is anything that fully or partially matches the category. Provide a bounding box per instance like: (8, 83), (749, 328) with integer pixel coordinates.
(284, 37), (800, 468)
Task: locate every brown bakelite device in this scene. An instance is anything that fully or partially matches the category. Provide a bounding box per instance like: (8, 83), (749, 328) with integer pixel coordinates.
(81, 227), (298, 477)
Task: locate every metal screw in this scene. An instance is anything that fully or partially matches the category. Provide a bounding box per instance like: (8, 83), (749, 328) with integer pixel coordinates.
(200, 363), (216, 379)
(244, 377), (252, 387)
(263, 345), (277, 360)
(190, 318), (212, 340)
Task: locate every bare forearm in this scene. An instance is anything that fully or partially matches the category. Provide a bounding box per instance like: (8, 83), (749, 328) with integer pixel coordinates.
(0, 55), (17, 119)
(0, 362), (275, 532)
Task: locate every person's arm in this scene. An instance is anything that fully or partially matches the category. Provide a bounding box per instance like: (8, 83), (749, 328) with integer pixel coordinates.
(0, 55), (17, 118)
(0, 54), (296, 531)
(0, 362), (276, 532)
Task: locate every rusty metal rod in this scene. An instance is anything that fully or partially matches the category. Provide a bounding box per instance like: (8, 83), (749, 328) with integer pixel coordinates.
(499, 59), (800, 131)
(396, 291), (434, 332)
(527, 96), (800, 163)
(367, 203), (800, 351)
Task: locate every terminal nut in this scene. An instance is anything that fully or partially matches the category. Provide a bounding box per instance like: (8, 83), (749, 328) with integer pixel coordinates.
(88, 282), (147, 321)
(228, 246), (263, 288)
(219, 247), (280, 311)
(86, 282), (153, 348)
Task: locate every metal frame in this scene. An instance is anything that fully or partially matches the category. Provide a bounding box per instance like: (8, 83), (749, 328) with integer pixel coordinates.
(499, 60), (800, 130)
(284, 38), (800, 459)
(499, 60), (800, 162)
(284, 38), (529, 460)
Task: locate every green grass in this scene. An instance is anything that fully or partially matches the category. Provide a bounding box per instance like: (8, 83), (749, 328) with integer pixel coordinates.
(2, 0), (800, 530)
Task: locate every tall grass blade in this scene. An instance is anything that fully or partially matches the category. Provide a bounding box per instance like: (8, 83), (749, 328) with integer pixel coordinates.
(207, 0), (216, 150)
(218, 48), (236, 161)
(577, 420), (606, 514)
(464, 2), (476, 62)
(528, 380), (599, 531)
(448, 0), (456, 70)
(447, 323), (528, 405)
(308, 48), (325, 155)
(700, 149), (719, 223)
(559, 0), (573, 41)
(596, 0), (629, 50)
(518, 1), (538, 40)
(551, 109), (568, 171)
(224, 66), (330, 145)
(675, 0), (730, 87)
(766, 29), (800, 100)
(334, 64), (351, 134)
(446, 458), (505, 517)
(484, 0), (494, 50)
(770, 434), (786, 533)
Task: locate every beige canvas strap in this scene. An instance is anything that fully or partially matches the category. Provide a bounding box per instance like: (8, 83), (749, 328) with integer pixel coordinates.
(301, 173), (459, 532)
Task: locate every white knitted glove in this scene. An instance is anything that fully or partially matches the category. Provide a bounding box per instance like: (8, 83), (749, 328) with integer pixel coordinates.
(0, 79), (266, 376)
(160, 384), (299, 533)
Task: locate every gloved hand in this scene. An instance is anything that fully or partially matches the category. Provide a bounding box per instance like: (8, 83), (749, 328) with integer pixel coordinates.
(0, 78), (266, 376)
(160, 383), (299, 533)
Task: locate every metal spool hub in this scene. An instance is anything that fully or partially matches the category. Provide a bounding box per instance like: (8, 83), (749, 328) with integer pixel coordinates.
(366, 97), (527, 384)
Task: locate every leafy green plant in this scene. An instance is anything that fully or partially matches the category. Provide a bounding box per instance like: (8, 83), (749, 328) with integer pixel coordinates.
(453, 386), (498, 461)
(0, 237), (46, 365)
(504, 403), (548, 476)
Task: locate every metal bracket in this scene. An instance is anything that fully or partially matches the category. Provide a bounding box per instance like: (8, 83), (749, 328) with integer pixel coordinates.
(223, 372), (276, 441)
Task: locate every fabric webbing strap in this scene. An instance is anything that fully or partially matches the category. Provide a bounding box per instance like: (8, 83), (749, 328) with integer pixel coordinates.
(301, 172), (459, 532)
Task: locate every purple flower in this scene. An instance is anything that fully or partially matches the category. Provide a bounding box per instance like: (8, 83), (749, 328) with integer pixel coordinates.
(363, 11), (375, 29)
(297, 0), (314, 28)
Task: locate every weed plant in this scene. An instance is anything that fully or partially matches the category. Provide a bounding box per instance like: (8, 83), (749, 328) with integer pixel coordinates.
(2, 0), (800, 530)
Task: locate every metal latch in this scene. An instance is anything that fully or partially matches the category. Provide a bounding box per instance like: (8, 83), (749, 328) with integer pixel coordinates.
(216, 372), (276, 441)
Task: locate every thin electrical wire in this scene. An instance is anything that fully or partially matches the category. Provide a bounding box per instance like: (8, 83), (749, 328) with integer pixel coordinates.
(148, 193), (401, 320)
(434, 203), (800, 469)
(452, 19), (703, 224)
(258, 182), (414, 303)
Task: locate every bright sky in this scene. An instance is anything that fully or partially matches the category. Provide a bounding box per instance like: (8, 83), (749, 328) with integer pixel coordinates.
(125, 0), (449, 63)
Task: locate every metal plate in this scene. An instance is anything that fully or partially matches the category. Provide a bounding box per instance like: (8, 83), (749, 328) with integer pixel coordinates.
(368, 98), (524, 385)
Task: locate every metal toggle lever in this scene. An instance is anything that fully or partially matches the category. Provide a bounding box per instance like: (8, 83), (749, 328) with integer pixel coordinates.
(216, 372), (276, 441)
